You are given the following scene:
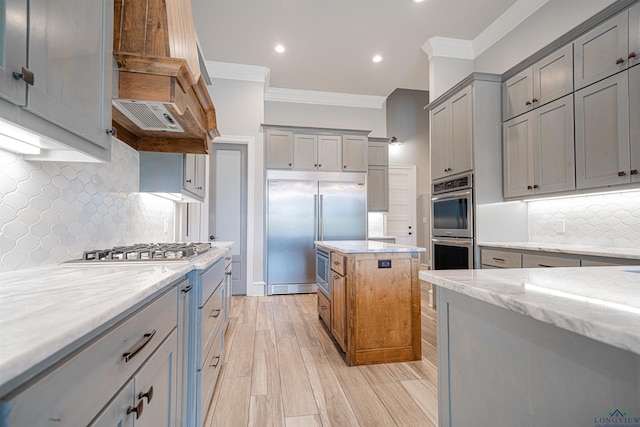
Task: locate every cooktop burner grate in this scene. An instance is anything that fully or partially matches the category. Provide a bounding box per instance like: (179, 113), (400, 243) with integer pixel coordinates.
(70, 242), (212, 263)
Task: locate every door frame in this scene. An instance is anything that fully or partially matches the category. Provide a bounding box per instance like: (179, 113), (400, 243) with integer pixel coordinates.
(203, 135), (256, 295)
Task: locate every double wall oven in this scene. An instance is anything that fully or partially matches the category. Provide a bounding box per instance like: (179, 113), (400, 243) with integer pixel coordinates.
(431, 173), (474, 270)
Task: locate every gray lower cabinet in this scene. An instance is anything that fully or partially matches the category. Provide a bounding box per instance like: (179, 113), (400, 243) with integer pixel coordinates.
(480, 247), (638, 269)
(0, 285), (180, 426)
(0, 0), (113, 161)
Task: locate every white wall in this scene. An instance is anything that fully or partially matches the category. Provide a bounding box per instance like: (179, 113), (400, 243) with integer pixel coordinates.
(264, 102), (386, 136)
(208, 78), (265, 296)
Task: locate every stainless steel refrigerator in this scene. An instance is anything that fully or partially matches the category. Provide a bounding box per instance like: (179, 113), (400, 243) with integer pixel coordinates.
(266, 170), (367, 295)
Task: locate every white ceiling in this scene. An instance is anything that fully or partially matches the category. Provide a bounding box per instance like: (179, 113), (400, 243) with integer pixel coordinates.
(191, 0), (524, 97)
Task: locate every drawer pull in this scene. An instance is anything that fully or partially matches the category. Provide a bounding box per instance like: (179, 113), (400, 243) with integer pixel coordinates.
(492, 257), (505, 262)
(210, 355), (221, 368)
(631, 169), (638, 175)
(616, 57), (625, 64)
(538, 264), (553, 268)
(210, 309), (221, 318)
(181, 285), (192, 293)
(127, 401), (144, 419)
(225, 271), (232, 276)
(123, 330), (156, 362)
(138, 386), (154, 404)
(629, 52), (637, 59)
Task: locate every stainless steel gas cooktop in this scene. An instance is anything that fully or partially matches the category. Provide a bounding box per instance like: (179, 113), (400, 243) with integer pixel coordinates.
(63, 242), (212, 265)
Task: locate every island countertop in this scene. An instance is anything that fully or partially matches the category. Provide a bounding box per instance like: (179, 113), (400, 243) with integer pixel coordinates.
(316, 240), (426, 253)
(0, 242), (232, 396)
(419, 266), (640, 356)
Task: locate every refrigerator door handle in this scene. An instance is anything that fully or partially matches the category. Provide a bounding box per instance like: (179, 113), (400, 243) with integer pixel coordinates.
(314, 194), (318, 242)
(319, 194), (324, 241)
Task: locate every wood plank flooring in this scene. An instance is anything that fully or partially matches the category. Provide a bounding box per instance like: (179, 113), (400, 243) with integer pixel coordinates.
(205, 283), (438, 427)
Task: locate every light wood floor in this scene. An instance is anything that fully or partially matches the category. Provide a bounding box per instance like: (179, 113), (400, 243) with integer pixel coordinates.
(205, 284), (438, 427)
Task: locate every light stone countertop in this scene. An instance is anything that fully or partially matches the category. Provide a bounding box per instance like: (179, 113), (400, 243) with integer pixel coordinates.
(0, 242), (232, 396)
(419, 266), (640, 356)
(477, 241), (640, 260)
(316, 240), (426, 254)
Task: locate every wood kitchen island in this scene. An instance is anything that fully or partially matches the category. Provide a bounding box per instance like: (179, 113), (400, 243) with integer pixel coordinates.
(315, 240), (426, 366)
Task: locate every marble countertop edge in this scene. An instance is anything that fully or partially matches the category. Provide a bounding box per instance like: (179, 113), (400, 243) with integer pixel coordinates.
(316, 240), (426, 253)
(477, 241), (640, 260)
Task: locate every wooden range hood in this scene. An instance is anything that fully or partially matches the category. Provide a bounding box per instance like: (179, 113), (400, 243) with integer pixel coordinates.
(112, 0), (219, 154)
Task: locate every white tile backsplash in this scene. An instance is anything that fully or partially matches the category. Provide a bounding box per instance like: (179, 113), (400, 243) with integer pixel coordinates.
(528, 191), (640, 248)
(0, 139), (175, 272)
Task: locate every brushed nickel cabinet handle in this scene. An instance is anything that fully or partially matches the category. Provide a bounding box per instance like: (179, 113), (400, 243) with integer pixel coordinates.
(123, 330), (156, 362)
(138, 386), (154, 404)
(127, 401), (144, 419)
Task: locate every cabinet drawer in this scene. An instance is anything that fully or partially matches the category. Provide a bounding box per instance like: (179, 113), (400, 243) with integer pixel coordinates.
(331, 252), (346, 275)
(3, 285), (179, 427)
(200, 258), (225, 307)
(317, 291), (331, 329)
(198, 326), (224, 426)
(522, 253), (580, 268)
(481, 249), (522, 268)
(198, 282), (224, 369)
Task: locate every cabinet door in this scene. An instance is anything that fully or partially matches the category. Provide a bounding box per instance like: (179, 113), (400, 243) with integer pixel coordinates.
(134, 330), (177, 427)
(575, 72), (630, 189)
(430, 102), (450, 180)
(177, 282), (195, 427)
(503, 113), (534, 198)
(293, 133), (317, 170)
(503, 67), (533, 120)
(630, 64), (640, 182)
(317, 134), (342, 171)
(27, 0), (112, 149)
(630, 3), (640, 68)
(342, 134), (368, 171)
(450, 85), (473, 175)
(533, 44), (573, 107)
(265, 129), (293, 169)
(522, 253), (580, 268)
(195, 154), (206, 197)
(331, 272), (346, 352)
(0, 0), (27, 106)
(368, 141), (388, 166)
(533, 95), (575, 194)
(184, 154), (198, 193)
(574, 10), (629, 90)
(90, 379), (135, 427)
(367, 165), (389, 212)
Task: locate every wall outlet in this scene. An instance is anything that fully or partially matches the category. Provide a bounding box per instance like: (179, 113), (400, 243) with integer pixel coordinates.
(553, 219), (566, 234)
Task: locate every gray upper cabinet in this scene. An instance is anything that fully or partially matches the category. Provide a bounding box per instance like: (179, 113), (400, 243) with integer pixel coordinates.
(140, 152), (207, 202)
(630, 63), (640, 182)
(0, 0), (28, 106)
(575, 72), (630, 189)
(0, 0), (113, 161)
(292, 133), (342, 171)
(367, 138), (389, 212)
(342, 134), (368, 172)
(503, 95), (575, 198)
(431, 85), (473, 180)
(503, 44), (573, 121)
(573, 6), (635, 90)
(266, 129), (294, 169)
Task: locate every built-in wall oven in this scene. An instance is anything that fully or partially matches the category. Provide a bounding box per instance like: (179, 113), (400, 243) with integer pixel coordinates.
(432, 173), (474, 270)
(316, 247), (330, 297)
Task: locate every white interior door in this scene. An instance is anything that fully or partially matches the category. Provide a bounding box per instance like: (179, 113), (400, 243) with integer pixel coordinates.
(386, 166), (417, 246)
(211, 144), (247, 295)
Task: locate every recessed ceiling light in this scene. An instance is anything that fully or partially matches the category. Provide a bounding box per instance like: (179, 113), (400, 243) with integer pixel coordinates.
(413, 0), (425, 3)
(275, 44), (285, 53)
(372, 55), (382, 63)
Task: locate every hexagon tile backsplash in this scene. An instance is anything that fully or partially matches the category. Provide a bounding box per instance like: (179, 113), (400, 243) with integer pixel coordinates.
(528, 191), (640, 247)
(0, 140), (175, 272)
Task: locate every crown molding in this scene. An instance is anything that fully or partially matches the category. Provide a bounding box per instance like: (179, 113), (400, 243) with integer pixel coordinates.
(204, 60), (270, 83)
(473, 0), (550, 57)
(422, 37), (474, 60)
(264, 87), (387, 109)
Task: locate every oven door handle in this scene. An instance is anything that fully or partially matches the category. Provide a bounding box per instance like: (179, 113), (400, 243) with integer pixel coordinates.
(432, 238), (473, 246)
(431, 189), (472, 201)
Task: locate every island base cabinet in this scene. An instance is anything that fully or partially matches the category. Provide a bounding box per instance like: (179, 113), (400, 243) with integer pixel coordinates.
(330, 251), (421, 366)
(436, 287), (640, 427)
